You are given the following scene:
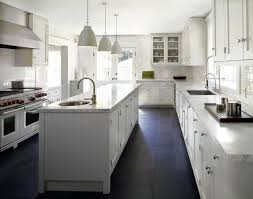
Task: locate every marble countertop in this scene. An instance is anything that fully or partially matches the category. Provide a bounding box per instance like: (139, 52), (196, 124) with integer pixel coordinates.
(176, 81), (253, 162)
(136, 79), (174, 82)
(40, 83), (140, 113)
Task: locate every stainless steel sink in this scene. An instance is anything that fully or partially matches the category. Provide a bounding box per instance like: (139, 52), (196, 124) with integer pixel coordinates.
(187, 90), (216, 95)
(59, 101), (91, 106)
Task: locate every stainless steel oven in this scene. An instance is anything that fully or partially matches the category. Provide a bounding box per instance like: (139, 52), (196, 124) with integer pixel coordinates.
(0, 107), (23, 148)
(20, 100), (47, 137)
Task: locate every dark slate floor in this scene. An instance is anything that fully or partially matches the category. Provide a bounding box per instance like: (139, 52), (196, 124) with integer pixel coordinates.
(0, 108), (200, 199)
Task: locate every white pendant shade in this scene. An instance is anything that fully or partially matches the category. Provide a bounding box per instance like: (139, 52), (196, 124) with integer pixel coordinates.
(98, 35), (112, 51)
(111, 40), (122, 54)
(78, 26), (97, 47)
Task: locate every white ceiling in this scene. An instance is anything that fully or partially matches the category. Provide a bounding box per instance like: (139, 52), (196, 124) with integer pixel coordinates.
(1, 0), (212, 35)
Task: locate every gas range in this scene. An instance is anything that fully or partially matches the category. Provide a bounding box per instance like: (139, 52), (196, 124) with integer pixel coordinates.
(0, 88), (47, 113)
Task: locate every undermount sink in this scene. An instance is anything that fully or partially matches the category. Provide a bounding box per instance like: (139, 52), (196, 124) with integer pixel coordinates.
(59, 100), (91, 106)
(187, 90), (216, 95)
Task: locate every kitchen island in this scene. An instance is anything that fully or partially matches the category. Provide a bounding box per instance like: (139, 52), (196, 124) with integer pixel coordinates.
(38, 83), (140, 194)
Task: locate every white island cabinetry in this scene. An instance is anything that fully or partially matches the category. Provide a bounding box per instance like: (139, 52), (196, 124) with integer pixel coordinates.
(39, 84), (139, 194)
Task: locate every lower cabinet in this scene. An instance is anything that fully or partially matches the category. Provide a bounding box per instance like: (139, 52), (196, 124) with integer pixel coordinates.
(177, 92), (253, 199)
(109, 90), (139, 171)
(137, 81), (175, 106)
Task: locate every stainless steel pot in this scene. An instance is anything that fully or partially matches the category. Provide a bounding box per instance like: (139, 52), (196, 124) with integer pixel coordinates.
(227, 101), (241, 116)
(11, 80), (24, 89)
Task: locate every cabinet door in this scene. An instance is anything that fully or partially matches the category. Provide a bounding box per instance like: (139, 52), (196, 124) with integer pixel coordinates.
(214, 0), (226, 61)
(139, 86), (150, 105)
(226, 0), (244, 60)
(150, 88), (159, 105)
(130, 97), (135, 129)
(125, 99), (131, 137)
(30, 14), (49, 65)
(194, 125), (203, 188)
(243, 0), (253, 59)
(187, 107), (195, 163)
(109, 109), (119, 168)
(119, 103), (126, 149)
(212, 141), (224, 199)
(134, 92), (139, 123)
(202, 132), (214, 199)
(159, 87), (173, 105)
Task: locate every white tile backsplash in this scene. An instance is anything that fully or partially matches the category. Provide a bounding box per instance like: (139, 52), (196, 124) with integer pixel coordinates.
(0, 48), (36, 88)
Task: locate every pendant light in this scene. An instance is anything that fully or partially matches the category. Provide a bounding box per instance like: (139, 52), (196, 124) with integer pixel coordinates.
(111, 14), (122, 54)
(78, 0), (97, 47)
(98, 2), (112, 52)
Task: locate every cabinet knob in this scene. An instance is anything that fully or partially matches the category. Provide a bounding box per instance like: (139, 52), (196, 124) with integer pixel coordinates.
(213, 155), (219, 160)
(242, 38), (247, 42)
(238, 39), (242, 43)
(193, 118), (198, 122)
(201, 132), (206, 136)
(194, 131), (198, 134)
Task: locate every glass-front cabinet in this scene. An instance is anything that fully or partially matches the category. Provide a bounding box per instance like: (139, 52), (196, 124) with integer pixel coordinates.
(151, 34), (181, 66)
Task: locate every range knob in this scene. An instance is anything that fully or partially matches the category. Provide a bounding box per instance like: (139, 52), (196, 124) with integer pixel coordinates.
(18, 100), (25, 104)
(35, 93), (42, 98)
(29, 97), (36, 101)
(42, 93), (47, 97)
(0, 101), (8, 107)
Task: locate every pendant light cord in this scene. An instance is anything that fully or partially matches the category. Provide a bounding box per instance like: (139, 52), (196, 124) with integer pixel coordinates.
(86, 0), (89, 26)
(115, 14), (118, 42)
(105, 5), (107, 35)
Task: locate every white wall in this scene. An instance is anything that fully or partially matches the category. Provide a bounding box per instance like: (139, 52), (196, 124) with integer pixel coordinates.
(94, 35), (205, 81)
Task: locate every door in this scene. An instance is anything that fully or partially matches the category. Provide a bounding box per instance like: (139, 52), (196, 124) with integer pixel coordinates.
(109, 109), (119, 168)
(202, 132), (214, 199)
(226, 0), (244, 60)
(214, 0), (226, 61)
(187, 107), (195, 163)
(0, 108), (22, 147)
(118, 103), (126, 149)
(243, 0), (253, 59)
(125, 99), (131, 137)
(139, 86), (150, 105)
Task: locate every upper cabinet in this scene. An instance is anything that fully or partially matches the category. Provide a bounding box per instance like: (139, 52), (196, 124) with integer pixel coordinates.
(214, 0), (253, 62)
(29, 14), (49, 65)
(15, 14), (49, 67)
(151, 34), (182, 66)
(182, 17), (207, 66)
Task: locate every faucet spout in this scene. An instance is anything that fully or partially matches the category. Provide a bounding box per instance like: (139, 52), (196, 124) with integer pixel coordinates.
(204, 73), (217, 92)
(77, 78), (96, 104)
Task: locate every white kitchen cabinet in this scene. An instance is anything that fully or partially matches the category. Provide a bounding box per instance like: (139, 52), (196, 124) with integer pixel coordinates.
(214, 0), (226, 61)
(214, 0), (253, 62)
(187, 106), (195, 164)
(118, 102), (126, 150)
(15, 14), (49, 67)
(109, 108), (119, 168)
(137, 81), (175, 106)
(182, 17), (207, 66)
(226, 0), (244, 61)
(243, 0), (253, 59)
(194, 124), (203, 189)
(151, 34), (182, 66)
(125, 98), (131, 137)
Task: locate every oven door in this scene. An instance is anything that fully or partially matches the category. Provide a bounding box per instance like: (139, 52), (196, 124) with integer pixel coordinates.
(0, 107), (23, 147)
(21, 101), (47, 137)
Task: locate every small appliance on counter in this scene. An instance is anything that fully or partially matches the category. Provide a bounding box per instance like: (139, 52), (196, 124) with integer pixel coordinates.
(173, 76), (187, 80)
(142, 71), (154, 79)
(11, 80), (24, 89)
(205, 98), (253, 123)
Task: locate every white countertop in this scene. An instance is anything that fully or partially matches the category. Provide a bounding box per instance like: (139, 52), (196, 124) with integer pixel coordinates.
(176, 81), (253, 162)
(136, 79), (174, 82)
(40, 83), (140, 113)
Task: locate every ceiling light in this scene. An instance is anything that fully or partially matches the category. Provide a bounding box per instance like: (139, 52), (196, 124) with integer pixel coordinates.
(111, 14), (122, 54)
(78, 0), (97, 47)
(98, 2), (112, 52)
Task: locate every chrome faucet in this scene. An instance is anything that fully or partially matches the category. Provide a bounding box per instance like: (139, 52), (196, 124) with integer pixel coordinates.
(204, 73), (217, 91)
(77, 78), (96, 104)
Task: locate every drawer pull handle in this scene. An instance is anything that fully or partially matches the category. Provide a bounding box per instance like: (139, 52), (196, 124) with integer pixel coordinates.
(201, 132), (206, 136)
(213, 155), (219, 160)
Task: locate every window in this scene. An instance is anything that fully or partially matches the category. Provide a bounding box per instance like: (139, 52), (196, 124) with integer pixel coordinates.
(220, 65), (239, 91)
(241, 66), (253, 96)
(97, 52), (112, 81)
(117, 48), (136, 81)
(48, 45), (61, 87)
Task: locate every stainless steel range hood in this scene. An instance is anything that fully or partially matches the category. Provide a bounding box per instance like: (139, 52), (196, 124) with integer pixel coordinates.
(0, 2), (41, 49)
